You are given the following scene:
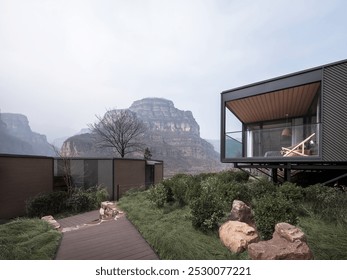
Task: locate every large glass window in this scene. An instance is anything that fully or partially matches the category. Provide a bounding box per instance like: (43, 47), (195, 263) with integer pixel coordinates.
(224, 83), (321, 159)
(244, 121), (320, 158)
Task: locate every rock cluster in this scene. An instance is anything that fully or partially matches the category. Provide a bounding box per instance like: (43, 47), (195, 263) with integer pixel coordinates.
(219, 200), (259, 253)
(219, 200), (313, 260)
(99, 201), (119, 220)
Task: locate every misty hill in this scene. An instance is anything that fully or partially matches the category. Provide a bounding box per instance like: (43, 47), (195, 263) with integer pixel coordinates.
(0, 113), (54, 156)
(206, 139), (220, 153)
(61, 98), (225, 176)
(52, 128), (91, 149)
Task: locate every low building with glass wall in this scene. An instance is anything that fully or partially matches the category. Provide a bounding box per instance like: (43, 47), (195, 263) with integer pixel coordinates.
(220, 59), (347, 183)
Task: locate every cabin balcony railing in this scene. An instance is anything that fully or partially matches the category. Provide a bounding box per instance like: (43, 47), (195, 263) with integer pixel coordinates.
(225, 123), (320, 159)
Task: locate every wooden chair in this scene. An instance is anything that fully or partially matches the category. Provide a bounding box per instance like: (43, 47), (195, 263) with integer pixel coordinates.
(281, 133), (315, 157)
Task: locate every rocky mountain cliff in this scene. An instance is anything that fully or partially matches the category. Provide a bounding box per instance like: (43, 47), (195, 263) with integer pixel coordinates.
(129, 98), (200, 135)
(61, 98), (225, 176)
(0, 113), (54, 156)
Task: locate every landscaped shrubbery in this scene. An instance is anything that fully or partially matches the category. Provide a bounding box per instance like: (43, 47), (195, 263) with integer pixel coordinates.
(120, 169), (347, 259)
(303, 184), (347, 223)
(253, 193), (298, 239)
(26, 185), (109, 218)
(190, 176), (225, 232)
(147, 172), (302, 237)
(26, 191), (69, 218)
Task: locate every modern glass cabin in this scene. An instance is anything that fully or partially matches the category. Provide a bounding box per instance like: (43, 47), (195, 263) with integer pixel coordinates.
(221, 59), (347, 183)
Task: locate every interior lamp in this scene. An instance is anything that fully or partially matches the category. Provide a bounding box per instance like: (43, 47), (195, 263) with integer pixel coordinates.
(281, 114), (292, 137)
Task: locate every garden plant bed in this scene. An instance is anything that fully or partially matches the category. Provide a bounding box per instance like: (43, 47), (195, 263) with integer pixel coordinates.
(118, 171), (347, 260)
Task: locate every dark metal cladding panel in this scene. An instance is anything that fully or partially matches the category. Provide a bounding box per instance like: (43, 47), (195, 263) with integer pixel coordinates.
(322, 61), (347, 161)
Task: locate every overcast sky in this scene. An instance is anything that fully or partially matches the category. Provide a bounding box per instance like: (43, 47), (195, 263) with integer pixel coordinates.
(1, 0), (347, 142)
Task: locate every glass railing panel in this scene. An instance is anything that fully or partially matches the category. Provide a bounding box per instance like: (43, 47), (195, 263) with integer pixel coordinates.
(225, 123), (320, 159)
(225, 131), (242, 158)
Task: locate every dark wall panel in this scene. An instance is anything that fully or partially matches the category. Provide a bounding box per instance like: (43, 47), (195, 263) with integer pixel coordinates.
(0, 156), (53, 219)
(114, 159), (146, 199)
(322, 61), (347, 161)
(154, 164), (164, 184)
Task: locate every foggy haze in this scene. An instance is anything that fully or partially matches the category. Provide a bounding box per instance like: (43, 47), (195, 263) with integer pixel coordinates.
(1, 0), (347, 142)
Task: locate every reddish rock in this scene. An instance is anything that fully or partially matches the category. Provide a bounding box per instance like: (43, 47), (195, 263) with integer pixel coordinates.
(275, 222), (306, 242)
(219, 221), (259, 253)
(248, 223), (313, 260)
(229, 200), (255, 227)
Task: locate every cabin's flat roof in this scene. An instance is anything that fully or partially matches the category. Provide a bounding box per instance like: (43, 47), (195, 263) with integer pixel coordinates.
(221, 58), (347, 98)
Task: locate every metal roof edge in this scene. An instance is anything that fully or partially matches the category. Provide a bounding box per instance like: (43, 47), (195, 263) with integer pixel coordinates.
(221, 58), (347, 95)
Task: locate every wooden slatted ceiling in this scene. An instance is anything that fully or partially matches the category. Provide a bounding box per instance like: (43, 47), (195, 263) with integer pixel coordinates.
(226, 82), (320, 124)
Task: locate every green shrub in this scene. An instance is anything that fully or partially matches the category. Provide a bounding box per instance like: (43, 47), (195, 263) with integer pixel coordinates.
(190, 177), (225, 232)
(148, 183), (168, 208)
(26, 191), (68, 217)
(216, 170), (249, 184)
(253, 194), (298, 240)
(278, 182), (304, 202)
(66, 186), (110, 212)
(161, 174), (204, 207)
(84, 185), (109, 208)
(247, 178), (277, 201)
(26, 186), (109, 217)
(185, 174), (210, 202)
(66, 191), (94, 212)
(303, 185), (347, 223)
(303, 184), (324, 201)
(161, 178), (175, 203)
(218, 181), (252, 207)
(170, 175), (192, 207)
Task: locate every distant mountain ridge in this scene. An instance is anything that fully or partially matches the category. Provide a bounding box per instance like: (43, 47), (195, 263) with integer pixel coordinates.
(0, 113), (54, 156)
(61, 98), (225, 176)
(0, 100), (226, 175)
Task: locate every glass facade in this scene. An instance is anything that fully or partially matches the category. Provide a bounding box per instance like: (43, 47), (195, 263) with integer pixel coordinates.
(224, 86), (321, 160)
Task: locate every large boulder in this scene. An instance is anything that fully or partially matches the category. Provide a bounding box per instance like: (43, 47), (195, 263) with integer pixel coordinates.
(219, 221), (259, 253)
(248, 223), (313, 260)
(229, 200), (255, 227)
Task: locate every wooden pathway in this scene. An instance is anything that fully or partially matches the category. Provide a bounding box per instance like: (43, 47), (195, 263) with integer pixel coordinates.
(55, 210), (159, 260)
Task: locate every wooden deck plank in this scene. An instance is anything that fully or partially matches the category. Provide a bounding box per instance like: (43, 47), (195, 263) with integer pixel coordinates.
(57, 237), (149, 257)
(55, 212), (158, 260)
(57, 210), (100, 228)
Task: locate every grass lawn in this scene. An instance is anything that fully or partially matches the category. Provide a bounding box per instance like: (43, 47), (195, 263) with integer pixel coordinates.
(0, 218), (62, 260)
(118, 190), (248, 260)
(119, 189), (347, 260)
(299, 216), (347, 260)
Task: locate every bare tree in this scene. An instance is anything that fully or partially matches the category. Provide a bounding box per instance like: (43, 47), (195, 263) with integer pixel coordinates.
(143, 147), (152, 160)
(89, 109), (147, 158)
(51, 144), (73, 196)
